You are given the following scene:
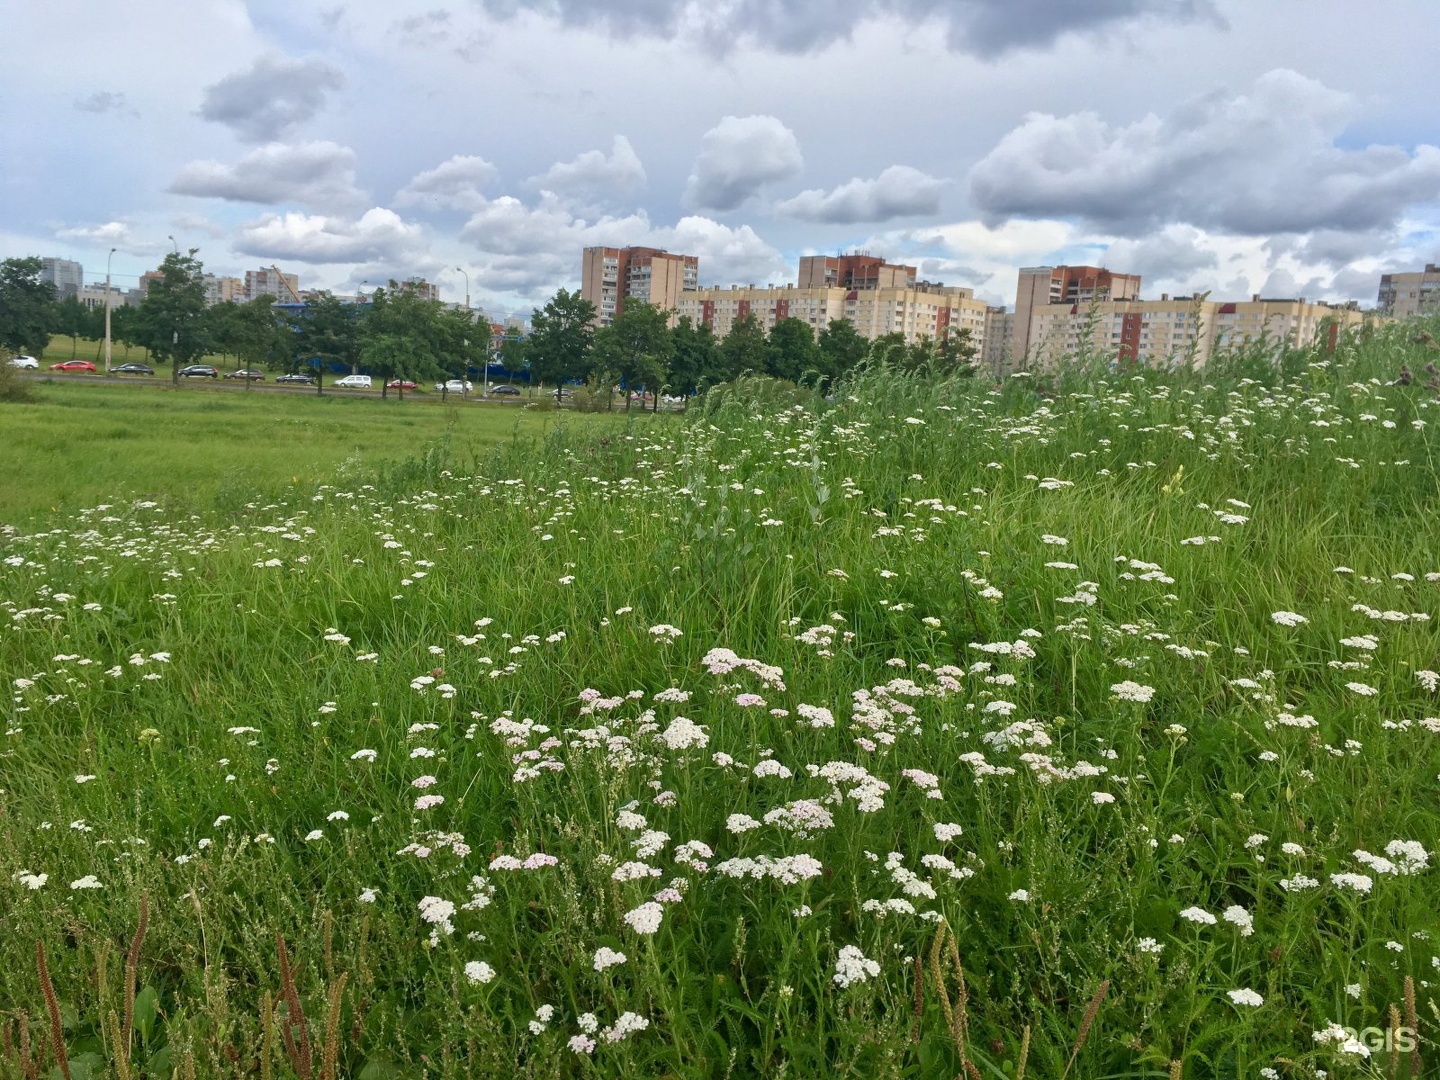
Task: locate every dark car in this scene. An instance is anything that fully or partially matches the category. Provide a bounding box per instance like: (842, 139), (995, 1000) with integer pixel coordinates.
(112, 363), (154, 375)
(488, 384), (522, 396)
(275, 373), (316, 385)
(178, 365), (219, 378)
(225, 369), (266, 380)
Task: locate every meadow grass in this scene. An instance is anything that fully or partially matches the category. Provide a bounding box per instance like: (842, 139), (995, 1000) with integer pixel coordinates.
(1, 321), (1438, 1079)
(1, 381), (626, 527)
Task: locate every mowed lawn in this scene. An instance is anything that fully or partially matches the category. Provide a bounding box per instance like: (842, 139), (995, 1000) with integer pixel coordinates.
(2, 380), (639, 525)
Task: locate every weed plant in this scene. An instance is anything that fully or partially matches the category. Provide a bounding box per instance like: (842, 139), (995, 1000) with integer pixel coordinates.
(1, 322), (1438, 1078)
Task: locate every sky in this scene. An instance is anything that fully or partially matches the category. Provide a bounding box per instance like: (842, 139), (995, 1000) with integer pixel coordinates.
(5, 0), (1439, 319)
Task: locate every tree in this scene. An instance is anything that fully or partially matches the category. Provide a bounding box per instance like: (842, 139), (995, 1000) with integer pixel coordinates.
(52, 295), (103, 358)
(936, 327), (979, 373)
(497, 329), (528, 381)
(669, 316), (722, 397)
(292, 292), (362, 393)
(818, 318), (869, 385)
(136, 251), (209, 382)
(0, 257), (58, 358)
(766, 317), (822, 383)
(718, 313), (768, 381)
(591, 300), (674, 412)
(868, 331), (909, 369)
(359, 282), (451, 398)
(439, 307), (490, 394)
(232, 295), (288, 382)
(527, 288), (595, 391)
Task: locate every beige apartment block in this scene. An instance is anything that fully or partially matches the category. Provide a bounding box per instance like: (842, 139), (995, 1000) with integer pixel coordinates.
(203, 275), (245, 306)
(983, 307), (1014, 375)
(1378, 264), (1440, 319)
(798, 254), (916, 291)
(581, 246), (699, 326)
(675, 281), (990, 349)
(1013, 265), (1141, 367)
(1027, 296), (1371, 370)
(245, 267), (301, 302)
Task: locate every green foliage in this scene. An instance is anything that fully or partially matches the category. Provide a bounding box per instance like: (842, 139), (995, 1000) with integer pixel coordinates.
(361, 282), (456, 397)
(718, 311), (768, 380)
(591, 300), (674, 411)
(764, 316), (822, 383)
(527, 288), (596, 388)
(0, 256), (59, 357)
(135, 251), (210, 377)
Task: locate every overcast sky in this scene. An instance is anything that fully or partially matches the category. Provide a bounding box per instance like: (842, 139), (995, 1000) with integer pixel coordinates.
(5, 0), (1439, 317)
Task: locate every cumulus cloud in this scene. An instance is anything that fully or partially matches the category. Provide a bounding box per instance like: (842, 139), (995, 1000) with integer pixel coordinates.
(199, 55), (345, 143)
(55, 221), (134, 245)
(527, 136), (647, 204)
(170, 213), (228, 240)
(169, 142), (365, 210)
(396, 155), (500, 211)
(472, 0), (1216, 56)
(968, 69), (1440, 237)
(775, 165), (947, 223)
(1102, 225), (1219, 286)
(684, 115), (802, 212)
(233, 208), (427, 263)
(74, 91), (133, 115)
(454, 190), (787, 299)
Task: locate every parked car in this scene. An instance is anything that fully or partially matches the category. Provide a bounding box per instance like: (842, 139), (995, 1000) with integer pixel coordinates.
(334, 374), (372, 389)
(50, 360), (97, 373)
(178, 365), (219, 378)
(435, 379), (472, 394)
(8, 355), (39, 369)
(112, 363), (154, 375)
(387, 379), (419, 390)
(225, 369), (266, 380)
(275, 373), (316, 385)
(487, 384), (521, 396)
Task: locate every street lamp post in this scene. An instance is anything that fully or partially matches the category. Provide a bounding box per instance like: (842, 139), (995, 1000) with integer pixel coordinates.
(167, 235), (178, 255)
(103, 247), (116, 374)
(455, 267), (472, 393)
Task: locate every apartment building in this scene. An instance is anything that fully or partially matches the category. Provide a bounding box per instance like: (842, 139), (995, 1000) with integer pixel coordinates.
(1013, 265), (1142, 366)
(1026, 295), (1370, 370)
(1378, 264), (1440, 319)
(40, 257), (85, 299)
(245, 267), (301, 302)
(797, 254), (916, 291)
(203, 275), (245, 306)
(581, 246), (699, 326)
(983, 307), (1014, 375)
(674, 279), (990, 349)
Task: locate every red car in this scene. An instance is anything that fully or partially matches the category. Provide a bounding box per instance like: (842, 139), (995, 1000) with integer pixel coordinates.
(386, 379), (418, 390)
(51, 360), (98, 373)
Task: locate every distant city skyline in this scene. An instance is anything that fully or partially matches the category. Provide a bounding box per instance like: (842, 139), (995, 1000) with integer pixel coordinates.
(5, 1), (1438, 321)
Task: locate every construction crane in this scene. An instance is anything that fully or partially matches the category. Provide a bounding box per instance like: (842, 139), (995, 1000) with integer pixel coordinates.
(270, 264), (302, 303)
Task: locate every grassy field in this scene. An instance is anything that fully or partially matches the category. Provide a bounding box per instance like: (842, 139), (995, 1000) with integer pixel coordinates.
(1, 322), (1438, 1079)
(1, 380), (627, 526)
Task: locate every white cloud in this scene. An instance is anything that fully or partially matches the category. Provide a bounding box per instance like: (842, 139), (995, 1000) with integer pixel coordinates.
(1102, 225), (1219, 287)
(199, 54), (345, 143)
(471, 0), (1218, 56)
(527, 136), (647, 205)
(776, 165), (948, 223)
(396, 156), (500, 211)
(233, 208), (426, 264)
(969, 69), (1440, 237)
(55, 220), (134, 246)
(169, 142), (365, 210)
(684, 115), (803, 212)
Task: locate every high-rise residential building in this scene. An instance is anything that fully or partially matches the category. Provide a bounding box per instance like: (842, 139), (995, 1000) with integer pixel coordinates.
(1378, 264), (1440, 319)
(245, 267), (301, 302)
(797, 254), (916, 291)
(1013, 265), (1142, 367)
(675, 279), (990, 349)
(203, 275), (245, 306)
(1025, 294), (1371, 370)
(387, 278), (440, 302)
(75, 284), (136, 310)
(40, 257), (85, 299)
(581, 246), (699, 326)
(983, 307), (1014, 376)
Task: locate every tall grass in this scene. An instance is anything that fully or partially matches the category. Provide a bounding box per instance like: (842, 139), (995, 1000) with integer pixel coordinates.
(1, 321), (1437, 1078)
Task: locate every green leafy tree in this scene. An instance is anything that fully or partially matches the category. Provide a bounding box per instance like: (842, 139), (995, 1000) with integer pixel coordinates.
(668, 316), (722, 398)
(0, 257), (58, 358)
(232, 295), (287, 381)
(719, 313), (768, 380)
(359, 282), (451, 398)
(136, 251), (209, 382)
(868, 331), (910, 369)
(527, 288), (595, 392)
(497, 330), (528, 382)
(937, 327), (979, 373)
(818, 318), (869, 385)
(591, 300), (674, 412)
(292, 292), (362, 392)
(52, 295), (103, 359)
(766, 317), (822, 383)
(439, 307), (490, 390)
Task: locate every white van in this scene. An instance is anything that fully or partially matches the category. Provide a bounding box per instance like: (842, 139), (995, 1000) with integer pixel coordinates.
(334, 374), (372, 389)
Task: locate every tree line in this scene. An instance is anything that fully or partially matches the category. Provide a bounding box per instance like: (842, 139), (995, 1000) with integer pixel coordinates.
(3, 254), (980, 401)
